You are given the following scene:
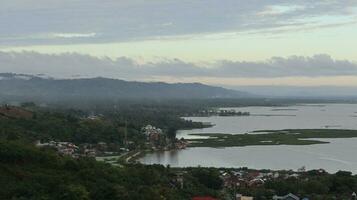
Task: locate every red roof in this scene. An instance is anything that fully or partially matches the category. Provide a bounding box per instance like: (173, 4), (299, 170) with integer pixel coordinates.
(192, 197), (218, 200)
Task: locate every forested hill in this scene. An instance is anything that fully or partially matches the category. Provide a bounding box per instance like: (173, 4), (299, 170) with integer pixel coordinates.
(0, 73), (249, 102)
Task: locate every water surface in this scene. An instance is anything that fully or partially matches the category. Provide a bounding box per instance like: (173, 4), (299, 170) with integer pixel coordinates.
(139, 138), (357, 173)
(177, 104), (357, 138)
(140, 104), (357, 173)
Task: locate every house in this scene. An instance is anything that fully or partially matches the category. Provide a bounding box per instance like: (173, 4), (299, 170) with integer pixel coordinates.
(288, 173), (300, 179)
(96, 142), (108, 152)
(84, 149), (96, 157)
(273, 193), (300, 200)
(142, 125), (163, 139)
(223, 175), (239, 188)
(236, 194), (254, 200)
(192, 197), (218, 200)
(174, 138), (188, 149)
(249, 178), (265, 187)
(142, 125), (167, 148)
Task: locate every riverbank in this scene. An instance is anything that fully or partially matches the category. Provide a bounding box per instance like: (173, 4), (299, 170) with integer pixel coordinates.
(187, 129), (357, 147)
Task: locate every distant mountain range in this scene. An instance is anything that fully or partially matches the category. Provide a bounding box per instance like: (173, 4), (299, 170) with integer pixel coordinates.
(0, 73), (250, 103)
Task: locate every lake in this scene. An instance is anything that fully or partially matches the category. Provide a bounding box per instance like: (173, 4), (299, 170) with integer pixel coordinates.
(139, 104), (357, 173)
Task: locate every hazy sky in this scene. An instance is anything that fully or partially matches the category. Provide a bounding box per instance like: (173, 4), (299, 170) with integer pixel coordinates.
(1, 0), (357, 87)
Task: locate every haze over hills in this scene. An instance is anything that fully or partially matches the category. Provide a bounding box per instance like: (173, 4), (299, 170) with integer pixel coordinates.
(0, 73), (250, 103)
(227, 86), (357, 99)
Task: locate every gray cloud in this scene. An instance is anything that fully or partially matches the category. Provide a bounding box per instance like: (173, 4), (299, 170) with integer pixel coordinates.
(1, 51), (357, 79)
(1, 0), (357, 46)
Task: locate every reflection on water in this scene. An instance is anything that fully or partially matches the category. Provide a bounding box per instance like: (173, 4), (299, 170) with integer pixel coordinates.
(140, 104), (357, 173)
(150, 150), (179, 166)
(139, 138), (357, 173)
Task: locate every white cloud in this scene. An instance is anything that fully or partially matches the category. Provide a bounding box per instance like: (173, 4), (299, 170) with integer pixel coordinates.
(1, 0), (357, 46)
(51, 33), (97, 39)
(1, 51), (357, 80)
(257, 5), (306, 16)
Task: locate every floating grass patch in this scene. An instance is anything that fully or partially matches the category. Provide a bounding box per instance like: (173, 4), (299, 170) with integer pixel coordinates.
(187, 129), (357, 147)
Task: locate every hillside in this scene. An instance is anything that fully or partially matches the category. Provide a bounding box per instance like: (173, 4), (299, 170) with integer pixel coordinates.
(0, 141), (221, 200)
(0, 73), (249, 103)
(0, 105), (33, 119)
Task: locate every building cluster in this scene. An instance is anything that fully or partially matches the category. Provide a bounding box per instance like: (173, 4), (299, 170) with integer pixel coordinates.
(220, 169), (281, 190)
(36, 141), (83, 158)
(142, 124), (189, 150)
(218, 168), (357, 200)
(142, 125), (169, 149)
(35, 141), (120, 158)
(142, 125), (163, 140)
(191, 192), (357, 200)
(218, 169), (310, 200)
(193, 109), (250, 117)
(272, 192), (356, 200)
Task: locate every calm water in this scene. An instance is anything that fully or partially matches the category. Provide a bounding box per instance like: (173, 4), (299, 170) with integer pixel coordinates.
(177, 104), (357, 138)
(139, 104), (357, 173)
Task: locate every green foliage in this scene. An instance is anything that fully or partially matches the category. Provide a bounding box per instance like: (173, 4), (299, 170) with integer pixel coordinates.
(0, 141), (221, 200)
(189, 168), (223, 190)
(0, 103), (209, 146)
(0, 110), (144, 146)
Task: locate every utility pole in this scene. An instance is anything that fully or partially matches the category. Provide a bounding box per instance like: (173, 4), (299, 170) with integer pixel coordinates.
(124, 120), (128, 149)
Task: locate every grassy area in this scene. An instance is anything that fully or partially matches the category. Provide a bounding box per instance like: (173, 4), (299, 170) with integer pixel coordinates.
(187, 129), (357, 147)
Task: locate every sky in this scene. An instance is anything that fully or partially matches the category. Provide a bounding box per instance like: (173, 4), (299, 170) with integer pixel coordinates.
(1, 0), (357, 88)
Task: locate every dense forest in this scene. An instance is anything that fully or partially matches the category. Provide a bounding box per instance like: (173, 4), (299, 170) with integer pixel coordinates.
(0, 103), (208, 145)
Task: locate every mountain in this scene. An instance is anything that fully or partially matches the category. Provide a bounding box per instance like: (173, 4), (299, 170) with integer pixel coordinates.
(0, 73), (249, 103)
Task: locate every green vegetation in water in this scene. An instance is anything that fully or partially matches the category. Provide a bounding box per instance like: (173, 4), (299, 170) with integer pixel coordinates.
(187, 129), (357, 147)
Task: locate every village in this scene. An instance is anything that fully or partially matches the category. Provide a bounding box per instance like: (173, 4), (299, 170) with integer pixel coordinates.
(26, 138), (357, 200)
(35, 123), (188, 161)
(189, 168), (357, 200)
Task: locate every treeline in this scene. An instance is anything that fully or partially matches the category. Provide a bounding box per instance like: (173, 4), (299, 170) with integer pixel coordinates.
(0, 109), (143, 147)
(0, 102), (210, 145)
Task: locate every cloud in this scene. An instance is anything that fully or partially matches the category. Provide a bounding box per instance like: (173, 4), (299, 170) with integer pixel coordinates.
(214, 54), (357, 77)
(257, 5), (306, 16)
(1, 51), (357, 80)
(51, 33), (97, 39)
(1, 0), (357, 46)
